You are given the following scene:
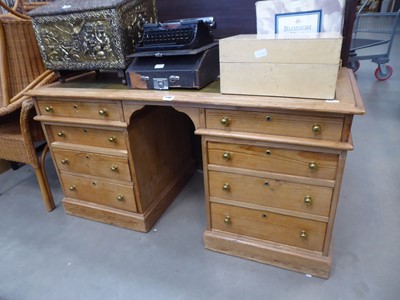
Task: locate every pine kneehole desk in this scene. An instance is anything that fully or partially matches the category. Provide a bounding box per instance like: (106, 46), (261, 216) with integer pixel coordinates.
(28, 68), (365, 278)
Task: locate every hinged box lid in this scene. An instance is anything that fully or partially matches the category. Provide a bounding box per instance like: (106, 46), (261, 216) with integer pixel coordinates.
(219, 33), (342, 65)
(29, 0), (132, 16)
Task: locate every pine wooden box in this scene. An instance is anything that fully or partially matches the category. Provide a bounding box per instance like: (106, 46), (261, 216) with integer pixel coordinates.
(219, 33), (343, 99)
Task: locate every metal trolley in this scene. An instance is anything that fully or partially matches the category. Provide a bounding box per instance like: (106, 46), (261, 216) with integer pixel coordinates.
(349, 1), (400, 80)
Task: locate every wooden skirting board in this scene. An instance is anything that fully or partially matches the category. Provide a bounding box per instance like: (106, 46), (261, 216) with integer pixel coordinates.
(204, 229), (332, 278)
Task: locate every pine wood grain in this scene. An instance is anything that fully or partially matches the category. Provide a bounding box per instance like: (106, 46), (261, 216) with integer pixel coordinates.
(210, 203), (327, 252)
(208, 141), (338, 180)
(53, 147), (131, 182)
(209, 170), (333, 217)
(206, 109), (344, 141)
(47, 124), (127, 150)
(61, 173), (137, 213)
(36, 99), (124, 121)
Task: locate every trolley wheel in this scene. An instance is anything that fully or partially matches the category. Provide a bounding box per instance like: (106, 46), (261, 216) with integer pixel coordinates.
(375, 65), (393, 81)
(349, 60), (360, 72)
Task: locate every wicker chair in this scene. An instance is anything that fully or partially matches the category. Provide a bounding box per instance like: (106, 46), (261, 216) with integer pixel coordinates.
(19, 0), (52, 14)
(0, 0), (56, 211)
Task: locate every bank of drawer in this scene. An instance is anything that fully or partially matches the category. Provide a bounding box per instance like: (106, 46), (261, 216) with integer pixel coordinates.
(208, 142), (338, 180)
(61, 174), (137, 212)
(37, 100), (122, 121)
(53, 148), (131, 182)
(47, 125), (126, 150)
(206, 109), (344, 141)
(209, 171), (333, 217)
(211, 203), (326, 252)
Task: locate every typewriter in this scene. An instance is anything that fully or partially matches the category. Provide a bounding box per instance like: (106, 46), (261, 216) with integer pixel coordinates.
(135, 17), (216, 52)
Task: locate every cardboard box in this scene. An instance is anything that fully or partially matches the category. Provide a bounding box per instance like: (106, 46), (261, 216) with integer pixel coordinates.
(219, 33), (342, 99)
(256, 0), (345, 35)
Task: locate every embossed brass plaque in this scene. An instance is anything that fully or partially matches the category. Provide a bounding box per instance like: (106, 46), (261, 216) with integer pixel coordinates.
(30, 0), (157, 71)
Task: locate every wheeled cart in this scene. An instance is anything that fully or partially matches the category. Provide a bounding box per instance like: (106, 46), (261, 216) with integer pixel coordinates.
(349, 1), (400, 80)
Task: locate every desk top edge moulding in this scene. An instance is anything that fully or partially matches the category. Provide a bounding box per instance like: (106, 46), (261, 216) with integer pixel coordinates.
(27, 68), (365, 115)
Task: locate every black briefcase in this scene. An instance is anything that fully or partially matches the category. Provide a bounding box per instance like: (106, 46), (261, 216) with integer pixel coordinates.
(126, 42), (219, 90)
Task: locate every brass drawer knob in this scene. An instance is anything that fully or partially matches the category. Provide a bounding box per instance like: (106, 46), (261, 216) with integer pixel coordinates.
(108, 136), (116, 143)
(300, 230), (308, 240)
(57, 131), (65, 137)
(117, 195), (124, 201)
(111, 165), (118, 172)
(61, 158), (69, 165)
(222, 183), (231, 191)
(265, 150), (271, 156)
(265, 115), (272, 121)
(222, 152), (231, 160)
(264, 181), (270, 187)
(69, 185), (76, 191)
(44, 106), (53, 112)
(220, 117), (230, 126)
(99, 109), (108, 116)
(224, 215), (231, 225)
(309, 161), (318, 170)
(312, 124), (322, 134)
(304, 195), (313, 206)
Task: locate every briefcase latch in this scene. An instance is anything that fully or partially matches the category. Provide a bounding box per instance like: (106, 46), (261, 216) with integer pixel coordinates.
(169, 75), (180, 83)
(153, 78), (169, 90)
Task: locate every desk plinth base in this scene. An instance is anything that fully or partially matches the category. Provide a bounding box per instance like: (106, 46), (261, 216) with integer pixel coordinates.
(204, 230), (332, 279)
(63, 198), (149, 232)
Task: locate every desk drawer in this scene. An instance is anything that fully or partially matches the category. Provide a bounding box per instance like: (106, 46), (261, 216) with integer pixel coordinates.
(206, 109), (344, 141)
(209, 171), (333, 217)
(211, 202), (326, 251)
(61, 174), (137, 212)
(53, 148), (131, 182)
(37, 99), (122, 121)
(208, 142), (338, 180)
(47, 125), (127, 150)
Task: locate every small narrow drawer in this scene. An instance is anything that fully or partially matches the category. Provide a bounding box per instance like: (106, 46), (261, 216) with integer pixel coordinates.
(37, 99), (122, 121)
(53, 148), (131, 182)
(211, 203), (326, 252)
(208, 142), (338, 180)
(209, 171), (333, 217)
(61, 174), (137, 212)
(47, 125), (127, 150)
(206, 109), (344, 141)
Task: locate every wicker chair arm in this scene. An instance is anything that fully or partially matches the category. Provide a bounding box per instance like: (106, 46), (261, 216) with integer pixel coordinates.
(21, 97), (34, 111)
(20, 97), (34, 121)
(19, 70), (57, 143)
(19, 97), (35, 141)
(0, 96), (24, 117)
(0, 0), (29, 20)
(10, 70), (55, 104)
